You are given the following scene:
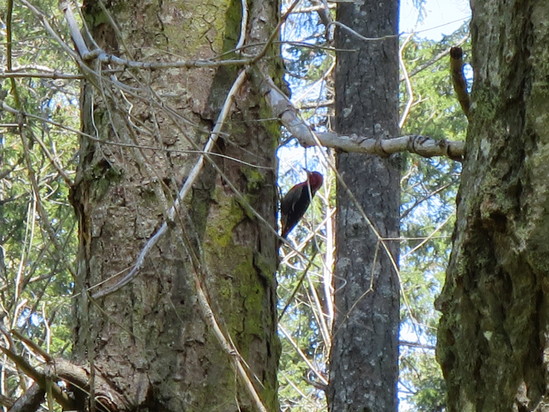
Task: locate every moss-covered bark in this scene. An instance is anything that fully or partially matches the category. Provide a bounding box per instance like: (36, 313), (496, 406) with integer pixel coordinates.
(71, 0), (280, 410)
(436, 2), (549, 411)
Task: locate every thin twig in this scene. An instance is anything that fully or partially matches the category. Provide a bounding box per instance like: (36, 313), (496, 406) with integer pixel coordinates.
(0, 346), (74, 409)
(330, 21), (398, 42)
(249, 0), (303, 64)
(90, 70), (248, 298)
(194, 273), (268, 412)
(305, 271), (331, 348)
(278, 250), (318, 321)
(399, 33), (414, 128)
(278, 325), (328, 386)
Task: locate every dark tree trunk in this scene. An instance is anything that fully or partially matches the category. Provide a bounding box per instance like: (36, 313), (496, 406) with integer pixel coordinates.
(436, 1), (549, 411)
(328, 1), (400, 411)
(69, 0), (281, 410)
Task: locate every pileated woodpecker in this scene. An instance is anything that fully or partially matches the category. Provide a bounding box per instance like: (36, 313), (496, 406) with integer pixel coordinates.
(280, 171), (323, 238)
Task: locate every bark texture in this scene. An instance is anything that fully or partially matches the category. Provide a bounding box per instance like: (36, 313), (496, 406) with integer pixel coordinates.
(328, 1), (400, 411)
(436, 1), (549, 411)
(70, 0), (280, 410)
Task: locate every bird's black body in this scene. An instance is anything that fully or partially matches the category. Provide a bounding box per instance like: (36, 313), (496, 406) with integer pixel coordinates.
(280, 171), (323, 238)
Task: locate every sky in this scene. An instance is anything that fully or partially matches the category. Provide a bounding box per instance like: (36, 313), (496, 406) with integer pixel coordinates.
(400, 0), (471, 40)
(279, 0), (472, 177)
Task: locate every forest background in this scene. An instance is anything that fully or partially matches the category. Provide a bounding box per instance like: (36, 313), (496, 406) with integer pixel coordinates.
(0, 0), (503, 410)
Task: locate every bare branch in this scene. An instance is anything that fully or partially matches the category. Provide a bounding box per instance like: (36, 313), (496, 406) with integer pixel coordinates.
(450, 46), (471, 118)
(329, 21), (398, 42)
(193, 272), (269, 412)
(10, 330), (53, 362)
(279, 325), (328, 386)
(259, 73), (465, 161)
(0, 71), (83, 80)
(59, 0), (251, 69)
(0, 346), (75, 409)
(47, 358), (131, 411)
(399, 340), (436, 350)
(89, 70), (248, 299)
(313, 132), (464, 161)
(399, 33), (415, 128)
(400, 36), (468, 82)
(7, 383), (45, 412)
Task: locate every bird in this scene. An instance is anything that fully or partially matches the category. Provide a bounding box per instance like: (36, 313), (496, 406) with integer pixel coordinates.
(280, 170), (323, 239)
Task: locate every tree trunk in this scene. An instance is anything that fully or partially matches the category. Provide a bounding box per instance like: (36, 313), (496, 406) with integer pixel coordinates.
(69, 0), (280, 410)
(436, 1), (549, 411)
(328, 1), (400, 411)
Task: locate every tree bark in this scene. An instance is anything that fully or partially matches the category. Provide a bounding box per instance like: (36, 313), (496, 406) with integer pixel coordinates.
(328, 1), (400, 411)
(69, 0), (280, 410)
(436, 1), (549, 411)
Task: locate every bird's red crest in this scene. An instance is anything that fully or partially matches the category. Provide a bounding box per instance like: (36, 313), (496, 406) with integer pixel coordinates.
(307, 171), (323, 191)
(279, 170), (324, 239)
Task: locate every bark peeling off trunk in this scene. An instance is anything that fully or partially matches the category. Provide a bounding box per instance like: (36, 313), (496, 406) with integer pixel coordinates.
(436, 1), (549, 411)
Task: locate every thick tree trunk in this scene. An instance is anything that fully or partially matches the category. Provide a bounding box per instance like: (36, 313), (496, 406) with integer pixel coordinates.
(328, 1), (400, 411)
(436, 1), (549, 411)
(69, 0), (280, 410)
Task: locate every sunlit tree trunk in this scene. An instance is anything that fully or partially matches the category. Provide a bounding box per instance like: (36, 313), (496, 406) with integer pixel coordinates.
(328, 0), (400, 410)
(69, 0), (280, 410)
(436, 1), (549, 411)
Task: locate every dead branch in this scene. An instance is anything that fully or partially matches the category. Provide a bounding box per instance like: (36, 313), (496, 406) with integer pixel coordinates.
(450, 46), (471, 118)
(89, 69), (248, 299)
(1, 327), (129, 411)
(8, 383), (45, 412)
(258, 72), (465, 161)
(47, 358), (131, 412)
(59, 0), (250, 69)
(0, 346), (75, 410)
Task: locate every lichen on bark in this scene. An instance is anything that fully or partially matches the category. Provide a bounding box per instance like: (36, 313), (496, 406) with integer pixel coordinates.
(436, 2), (549, 411)
(72, 0), (281, 410)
